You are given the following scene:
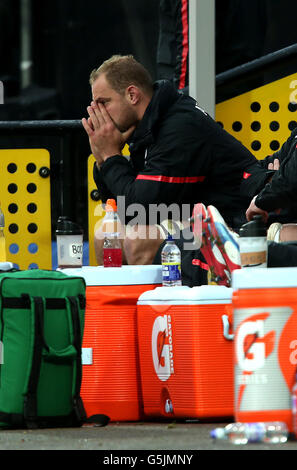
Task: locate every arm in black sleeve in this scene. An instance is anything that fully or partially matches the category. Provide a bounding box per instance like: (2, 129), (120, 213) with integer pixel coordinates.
(173, 0), (188, 89)
(156, 0), (189, 89)
(100, 151), (179, 209)
(93, 162), (115, 203)
(99, 118), (207, 210)
(240, 161), (274, 199)
(99, 155), (143, 205)
(258, 128), (297, 168)
(241, 129), (297, 198)
(156, 0), (178, 81)
(255, 147), (297, 211)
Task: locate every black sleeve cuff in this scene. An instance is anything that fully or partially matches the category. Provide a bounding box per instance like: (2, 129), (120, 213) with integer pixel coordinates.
(100, 155), (127, 174)
(92, 161), (115, 203)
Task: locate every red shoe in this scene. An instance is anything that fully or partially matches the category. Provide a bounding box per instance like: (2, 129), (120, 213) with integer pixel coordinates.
(191, 203), (231, 286)
(207, 205), (241, 274)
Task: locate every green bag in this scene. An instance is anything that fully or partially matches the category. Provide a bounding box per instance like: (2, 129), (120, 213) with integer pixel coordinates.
(0, 269), (89, 429)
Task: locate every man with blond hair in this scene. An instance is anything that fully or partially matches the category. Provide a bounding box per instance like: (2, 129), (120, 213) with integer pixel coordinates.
(82, 54), (270, 272)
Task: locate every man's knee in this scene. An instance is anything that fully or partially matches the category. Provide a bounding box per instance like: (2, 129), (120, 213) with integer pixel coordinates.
(123, 225), (164, 265)
(280, 224), (297, 242)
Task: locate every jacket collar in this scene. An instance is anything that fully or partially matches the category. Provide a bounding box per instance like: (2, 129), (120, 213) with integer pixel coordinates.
(129, 80), (179, 151)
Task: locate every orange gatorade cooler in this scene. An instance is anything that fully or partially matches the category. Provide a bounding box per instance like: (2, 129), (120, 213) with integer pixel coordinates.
(232, 267), (297, 432)
(61, 265), (162, 422)
(136, 285), (234, 419)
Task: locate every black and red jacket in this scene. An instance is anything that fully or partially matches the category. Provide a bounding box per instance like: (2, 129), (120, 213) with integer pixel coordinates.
(93, 80), (270, 229)
(156, 0), (189, 90)
(255, 127), (297, 214)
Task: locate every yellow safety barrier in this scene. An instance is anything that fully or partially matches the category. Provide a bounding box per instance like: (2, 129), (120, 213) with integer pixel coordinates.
(87, 145), (130, 266)
(216, 72), (297, 160)
(0, 149), (52, 270)
(87, 154), (103, 266)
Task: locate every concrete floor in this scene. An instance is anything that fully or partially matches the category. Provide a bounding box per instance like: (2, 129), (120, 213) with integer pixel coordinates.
(1, 421), (296, 452)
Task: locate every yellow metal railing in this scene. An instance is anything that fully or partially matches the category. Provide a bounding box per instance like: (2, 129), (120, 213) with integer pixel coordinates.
(0, 148), (52, 270)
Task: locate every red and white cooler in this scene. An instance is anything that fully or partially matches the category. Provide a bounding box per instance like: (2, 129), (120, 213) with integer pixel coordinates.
(232, 267), (297, 432)
(136, 285), (234, 419)
(61, 265), (162, 422)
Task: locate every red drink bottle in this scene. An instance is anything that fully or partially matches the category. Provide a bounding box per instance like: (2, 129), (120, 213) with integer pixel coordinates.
(102, 199), (122, 268)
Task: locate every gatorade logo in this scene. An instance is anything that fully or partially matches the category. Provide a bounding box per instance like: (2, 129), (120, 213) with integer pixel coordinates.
(152, 315), (174, 382)
(235, 313), (275, 411)
(235, 313), (275, 372)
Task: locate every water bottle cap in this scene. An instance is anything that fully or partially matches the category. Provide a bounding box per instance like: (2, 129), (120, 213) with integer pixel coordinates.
(167, 233), (173, 241)
(55, 216), (83, 235)
(239, 215), (267, 237)
(105, 199), (117, 212)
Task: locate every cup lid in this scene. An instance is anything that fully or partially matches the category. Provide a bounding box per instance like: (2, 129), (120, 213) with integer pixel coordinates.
(55, 216), (83, 235)
(239, 215), (267, 237)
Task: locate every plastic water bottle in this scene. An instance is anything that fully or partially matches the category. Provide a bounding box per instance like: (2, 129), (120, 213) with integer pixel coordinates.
(0, 203), (6, 262)
(210, 422), (288, 444)
(102, 199), (122, 268)
(161, 234), (182, 286)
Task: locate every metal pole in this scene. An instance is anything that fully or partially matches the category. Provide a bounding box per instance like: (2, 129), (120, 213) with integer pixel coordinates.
(20, 0), (33, 89)
(0, 81), (3, 104)
(0, 120), (83, 134)
(189, 0), (215, 118)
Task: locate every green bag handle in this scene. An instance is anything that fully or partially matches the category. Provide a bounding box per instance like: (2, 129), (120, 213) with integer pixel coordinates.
(19, 293), (107, 429)
(38, 296), (81, 364)
(42, 344), (77, 362)
(23, 294), (85, 427)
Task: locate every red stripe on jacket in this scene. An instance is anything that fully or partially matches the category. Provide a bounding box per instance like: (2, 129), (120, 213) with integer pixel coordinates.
(178, 0), (189, 90)
(136, 174), (205, 183)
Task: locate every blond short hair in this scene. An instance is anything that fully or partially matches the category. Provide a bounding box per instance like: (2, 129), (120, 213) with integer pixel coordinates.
(89, 54), (153, 96)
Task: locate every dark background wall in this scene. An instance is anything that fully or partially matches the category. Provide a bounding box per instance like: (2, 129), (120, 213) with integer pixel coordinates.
(30, 0), (160, 119)
(1, 0), (297, 237)
(2, 0), (297, 119)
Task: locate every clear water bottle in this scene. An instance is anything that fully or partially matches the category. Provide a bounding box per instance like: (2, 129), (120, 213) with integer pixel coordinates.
(161, 234), (182, 286)
(102, 199), (122, 268)
(0, 203), (6, 262)
(210, 422), (288, 444)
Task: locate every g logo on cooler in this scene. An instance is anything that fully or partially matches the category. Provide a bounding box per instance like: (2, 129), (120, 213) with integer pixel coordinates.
(151, 315), (174, 381)
(236, 320), (265, 372)
(235, 313), (275, 373)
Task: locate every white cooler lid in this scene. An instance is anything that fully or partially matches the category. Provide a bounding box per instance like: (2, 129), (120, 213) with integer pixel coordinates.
(232, 267), (297, 289)
(59, 265), (163, 286)
(137, 285), (232, 305)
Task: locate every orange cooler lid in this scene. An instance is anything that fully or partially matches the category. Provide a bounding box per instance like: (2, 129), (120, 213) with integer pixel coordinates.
(59, 265), (163, 286)
(232, 267), (297, 290)
(137, 285), (232, 305)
